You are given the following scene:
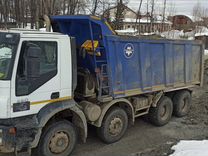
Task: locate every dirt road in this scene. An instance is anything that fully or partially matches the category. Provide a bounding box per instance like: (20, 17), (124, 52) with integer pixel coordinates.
(2, 62), (208, 156)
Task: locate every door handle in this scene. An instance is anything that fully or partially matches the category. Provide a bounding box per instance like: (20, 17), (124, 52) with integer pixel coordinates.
(51, 92), (60, 99)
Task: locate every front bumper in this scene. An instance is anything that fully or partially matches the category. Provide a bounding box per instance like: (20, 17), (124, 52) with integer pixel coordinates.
(0, 115), (39, 154)
(0, 126), (15, 153)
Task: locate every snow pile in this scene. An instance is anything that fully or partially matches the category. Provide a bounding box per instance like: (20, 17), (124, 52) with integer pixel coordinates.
(39, 28), (47, 32)
(123, 18), (151, 24)
(116, 28), (137, 35)
(142, 32), (156, 36)
(161, 30), (184, 39)
(205, 49), (208, 55)
(195, 26), (208, 37)
(123, 17), (171, 24)
(170, 140), (208, 156)
(116, 28), (137, 33)
(161, 26), (208, 39)
(205, 50), (208, 60)
(184, 31), (195, 38)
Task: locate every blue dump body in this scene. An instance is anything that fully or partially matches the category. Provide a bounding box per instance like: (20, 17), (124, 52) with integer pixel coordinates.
(105, 36), (203, 98)
(51, 15), (204, 99)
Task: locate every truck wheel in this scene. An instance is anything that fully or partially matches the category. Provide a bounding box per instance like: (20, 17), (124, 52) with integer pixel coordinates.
(149, 96), (173, 126)
(173, 90), (191, 117)
(97, 107), (128, 144)
(37, 120), (77, 156)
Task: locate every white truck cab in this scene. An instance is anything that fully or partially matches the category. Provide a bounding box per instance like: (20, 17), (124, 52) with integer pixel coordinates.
(8, 31), (73, 118)
(0, 30), (87, 155)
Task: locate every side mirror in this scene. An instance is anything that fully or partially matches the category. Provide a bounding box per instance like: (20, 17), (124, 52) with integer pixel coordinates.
(26, 46), (41, 79)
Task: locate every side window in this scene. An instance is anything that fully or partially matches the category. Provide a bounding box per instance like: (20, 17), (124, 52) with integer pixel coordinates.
(16, 41), (57, 96)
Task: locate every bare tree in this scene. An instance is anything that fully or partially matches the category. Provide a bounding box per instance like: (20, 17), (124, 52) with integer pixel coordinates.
(192, 1), (208, 32)
(167, 2), (176, 17)
(193, 1), (202, 21)
(30, 0), (36, 29)
(146, 0), (150, 33)
(161, 0), (167, 32)
(134, 0), (143, 34)
(112, 0), (126, 30)
(92, 0), (99, 15)
(0, 0), (8, 28)
(150, 0), (155, 33)
(0, 0), (89, 29)
(100, 0), (112, 17)
(103, 3), (111, 22)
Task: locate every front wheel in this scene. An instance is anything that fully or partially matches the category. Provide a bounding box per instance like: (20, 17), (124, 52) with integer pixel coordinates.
(97, 107), (128, 144)
(37, 120), (77, 156)
(149, 96), (173, 126)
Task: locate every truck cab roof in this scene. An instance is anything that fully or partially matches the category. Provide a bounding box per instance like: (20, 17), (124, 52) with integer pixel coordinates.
(3, 29), (69, 39)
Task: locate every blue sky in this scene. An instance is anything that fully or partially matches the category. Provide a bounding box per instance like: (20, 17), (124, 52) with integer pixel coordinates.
(128, 0), (208, 15)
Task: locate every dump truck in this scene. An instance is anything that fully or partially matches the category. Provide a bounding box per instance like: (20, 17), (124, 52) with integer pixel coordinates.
(0, 16), (204, 156)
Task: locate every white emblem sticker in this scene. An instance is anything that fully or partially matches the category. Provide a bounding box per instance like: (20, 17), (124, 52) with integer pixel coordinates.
(124, 43), (134, 58)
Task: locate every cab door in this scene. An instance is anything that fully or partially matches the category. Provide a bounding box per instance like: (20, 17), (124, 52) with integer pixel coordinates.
(10, 39), (60, 118)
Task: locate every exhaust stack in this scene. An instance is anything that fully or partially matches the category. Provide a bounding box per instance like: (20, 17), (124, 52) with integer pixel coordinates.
(43, 15), (51, 32)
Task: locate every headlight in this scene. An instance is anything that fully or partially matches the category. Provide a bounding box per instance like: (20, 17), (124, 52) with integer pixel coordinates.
(0, 129), (2, 145)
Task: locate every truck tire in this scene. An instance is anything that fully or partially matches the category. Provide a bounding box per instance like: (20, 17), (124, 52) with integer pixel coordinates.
(37, 120), (77, 156)
(149, 96), (173, 126)
(173, 90), (191, 117)
(97, 107), (128, 144)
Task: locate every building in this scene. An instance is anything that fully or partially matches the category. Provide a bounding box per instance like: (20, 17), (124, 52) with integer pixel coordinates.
(122, 15), (172, 34)
(103, 4), (138, 21)
(171, 14), (203, 31)
(103, 4), (172, 34)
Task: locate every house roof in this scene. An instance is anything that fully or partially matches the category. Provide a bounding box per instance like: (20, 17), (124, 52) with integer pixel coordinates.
(173, 14), (203, 22)
(123, 17), (172, 24)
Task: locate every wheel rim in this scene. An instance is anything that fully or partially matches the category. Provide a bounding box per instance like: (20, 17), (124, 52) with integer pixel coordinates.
(160, 105), (166, 117)
(109, 117), (123, 136)
(160, 105), (168, 120)
(49, 131), (70, 154)
(181, 98), (188, 111)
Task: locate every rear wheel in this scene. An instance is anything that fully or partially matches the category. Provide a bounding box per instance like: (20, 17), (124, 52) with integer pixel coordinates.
(97, 107), (128, 144)
(149, 96), (173, 126)
(37, 120), (77, 156)
(173, 90), (191, 117)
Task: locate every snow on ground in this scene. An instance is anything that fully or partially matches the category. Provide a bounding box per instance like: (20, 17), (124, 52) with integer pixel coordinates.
(195, 31), (208, 37)
(170, 140), (208, 156)
(205, 50), (208, 60)
(195, 26), (208, 37)
(116, 28), (138, 35)
(205, 50), (208, 55)
(161, 26), (208, 39)
(116, 28), (137, 33)
(161, 30), (184, 39)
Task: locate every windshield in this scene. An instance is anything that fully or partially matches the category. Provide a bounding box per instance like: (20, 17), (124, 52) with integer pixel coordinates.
(0, 33), (20, 80)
